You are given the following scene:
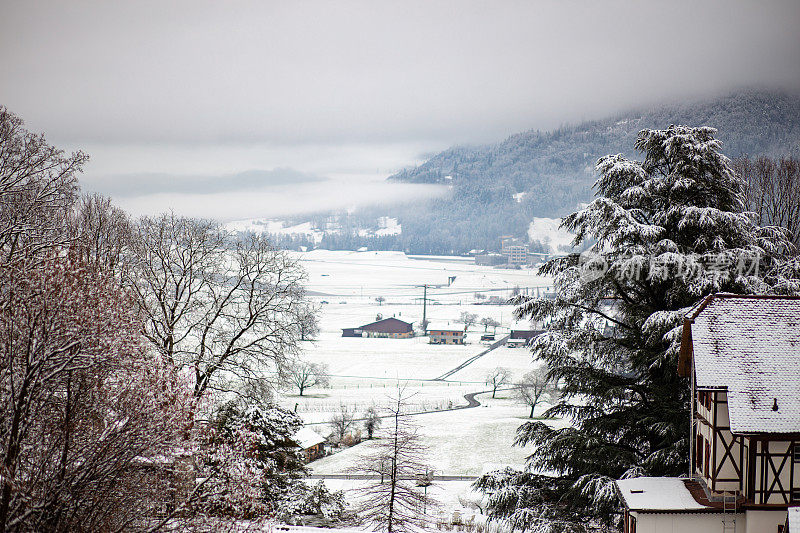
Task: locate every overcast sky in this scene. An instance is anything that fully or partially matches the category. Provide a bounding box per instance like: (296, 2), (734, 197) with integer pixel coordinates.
(2, 0), (799, 220)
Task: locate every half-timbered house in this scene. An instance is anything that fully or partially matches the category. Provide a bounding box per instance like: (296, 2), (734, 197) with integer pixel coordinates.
(617, 294), (800, 533)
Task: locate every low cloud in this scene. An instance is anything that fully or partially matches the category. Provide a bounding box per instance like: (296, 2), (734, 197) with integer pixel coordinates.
(82, 167), (325, 197)
(113, 177), (448, 221)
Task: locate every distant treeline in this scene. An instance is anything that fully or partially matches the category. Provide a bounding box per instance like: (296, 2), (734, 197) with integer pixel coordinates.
(265, 231), (403, 252)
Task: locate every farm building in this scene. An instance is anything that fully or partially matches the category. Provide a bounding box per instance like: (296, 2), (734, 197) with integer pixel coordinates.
(509, 329), (544, 346)
(616, 294), (800, 533)
(341, 327), (362, 337)
(341, 317), (414, 339)
(293, 427), (326, 463)
(427, 323), (466, 345)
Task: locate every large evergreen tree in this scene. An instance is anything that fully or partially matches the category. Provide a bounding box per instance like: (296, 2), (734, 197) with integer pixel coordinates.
(475, 126), (796, 532)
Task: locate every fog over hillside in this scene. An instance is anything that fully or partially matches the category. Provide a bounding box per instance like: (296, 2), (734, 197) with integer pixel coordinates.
(384, 89), (800, 254)
(234, 89), (800, 255)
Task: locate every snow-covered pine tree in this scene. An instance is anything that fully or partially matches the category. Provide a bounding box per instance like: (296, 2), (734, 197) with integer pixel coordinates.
(475, 126), (796, 531)
(200, 401), (307, 519)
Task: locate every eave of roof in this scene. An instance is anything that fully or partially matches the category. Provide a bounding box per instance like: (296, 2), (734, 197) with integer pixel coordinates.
(677, 293), (800, 377)
(615, 477), (717, 513)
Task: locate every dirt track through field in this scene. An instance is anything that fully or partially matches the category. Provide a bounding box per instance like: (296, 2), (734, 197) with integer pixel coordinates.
(303, 336), (515, 427)
(432, 334), (510, 380)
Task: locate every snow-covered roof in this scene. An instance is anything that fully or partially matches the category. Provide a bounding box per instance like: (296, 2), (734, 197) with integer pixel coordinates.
(427, 322), (464, 332)
(294, 427), (325, 449)
(683, 294), (800, 434)
(359, 317), (413, 332)
(788, 506), (800, 532)
(615, 477), (713, 512)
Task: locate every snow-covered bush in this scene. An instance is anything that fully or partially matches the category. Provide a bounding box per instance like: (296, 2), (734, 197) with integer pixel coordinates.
(197, 401), (305, 519)
(276, 481), (347, 523)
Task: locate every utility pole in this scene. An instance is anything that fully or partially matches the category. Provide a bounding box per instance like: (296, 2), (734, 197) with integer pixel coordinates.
(422, 284), (427, 327)
(415, 284), (430, 329)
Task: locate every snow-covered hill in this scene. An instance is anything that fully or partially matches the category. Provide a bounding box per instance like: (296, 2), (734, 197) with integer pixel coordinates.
(527, 217), (575, 254)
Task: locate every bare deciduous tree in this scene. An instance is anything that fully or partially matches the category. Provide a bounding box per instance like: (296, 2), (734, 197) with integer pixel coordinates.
(0, 107), (84, 264)
(350, 391), (436, 532)
(69, 193), (132, 275)
(485, 367), (512, 398)
(735, 155), (800, 250)
(516, 367), (555, 418)
(458, 311), (478, 330)
(1, 110), (197, 531)
(0, 249), (196, 532)
(375, 296), (386, 306)
(328, 404), (355, 445)
(128, 214), (310, 397)
(288, 360), (330, 396)
(480, 317), (500, 332)
(297, 303), (320, 341)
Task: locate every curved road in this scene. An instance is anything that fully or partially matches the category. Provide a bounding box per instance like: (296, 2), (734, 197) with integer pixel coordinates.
(304, 388), (491, 426)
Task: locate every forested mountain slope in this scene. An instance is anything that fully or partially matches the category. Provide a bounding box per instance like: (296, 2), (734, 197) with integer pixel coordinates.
(389, 89), (800, 254)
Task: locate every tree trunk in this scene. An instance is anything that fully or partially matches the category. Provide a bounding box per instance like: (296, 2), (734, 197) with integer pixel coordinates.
(0, 371), (34, 530)
(530, 404), (535, 418)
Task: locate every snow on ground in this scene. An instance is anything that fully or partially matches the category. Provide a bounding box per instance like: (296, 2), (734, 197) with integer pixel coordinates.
(282, 251), (552, 421)
(527, 217), (574, 254)
(319, 478), (486, 526)
(298, 249), (551, 300)
(225, 219), (326, 242)
(357, 216), (401, 237)
(269, 251), (560, 517)
(307, 396), (560, 477)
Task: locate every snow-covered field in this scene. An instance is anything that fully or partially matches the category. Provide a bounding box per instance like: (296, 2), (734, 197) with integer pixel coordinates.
(273, 251), (560, 519)
(283, 249), (555, 443)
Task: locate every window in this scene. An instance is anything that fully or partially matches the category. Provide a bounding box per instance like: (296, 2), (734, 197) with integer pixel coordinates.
(697, 390), (712, 410)
(792, 489), (800, 502)
(793, 444), (800, 463)
(696, 434), (704, 472)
